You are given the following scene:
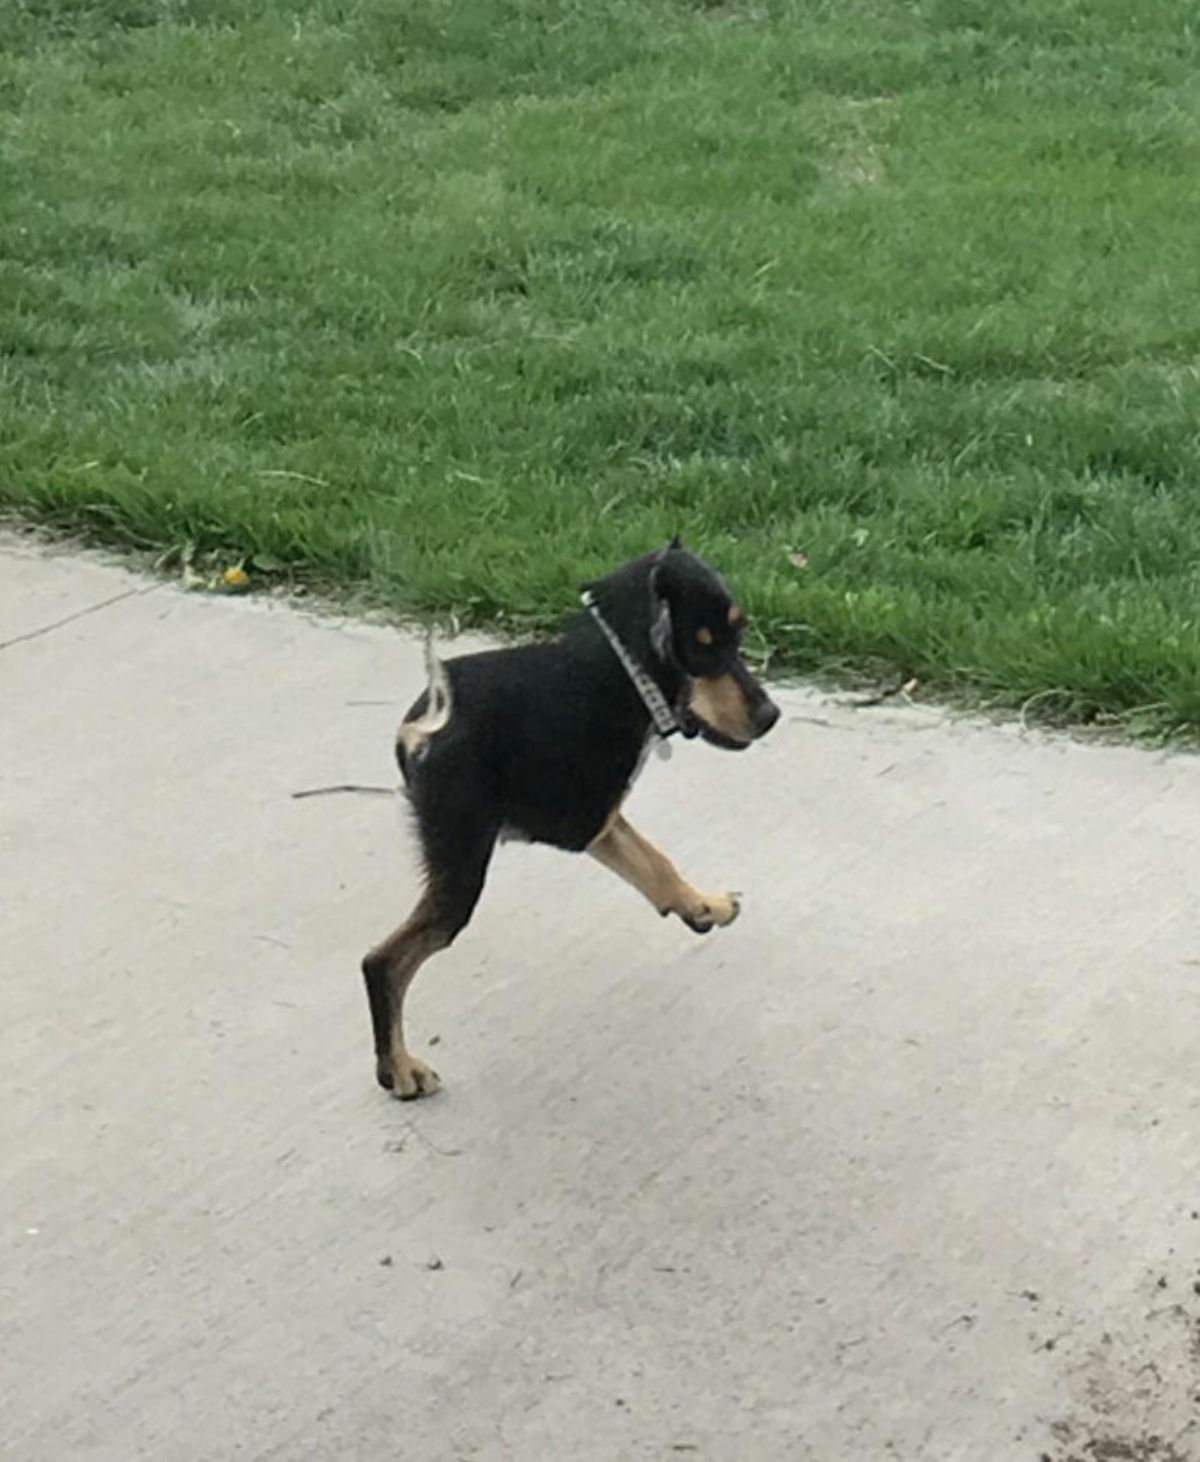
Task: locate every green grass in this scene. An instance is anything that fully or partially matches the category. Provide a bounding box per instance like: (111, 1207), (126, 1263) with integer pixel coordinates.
(4, 0), (1200, 731)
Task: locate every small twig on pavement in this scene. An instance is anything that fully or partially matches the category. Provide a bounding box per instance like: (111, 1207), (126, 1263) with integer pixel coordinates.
(290, 783), (395, 800)
(936, 1312), (976, 1335)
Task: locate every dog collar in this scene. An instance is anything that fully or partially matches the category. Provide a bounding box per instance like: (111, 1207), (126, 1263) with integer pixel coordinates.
(580, 590), (678, 754)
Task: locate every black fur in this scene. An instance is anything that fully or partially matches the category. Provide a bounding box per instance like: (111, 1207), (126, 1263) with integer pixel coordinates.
(362, 540), (779, 1092)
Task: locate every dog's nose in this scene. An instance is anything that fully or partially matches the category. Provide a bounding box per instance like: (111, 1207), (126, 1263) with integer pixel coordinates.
(752, 697), (781, 739)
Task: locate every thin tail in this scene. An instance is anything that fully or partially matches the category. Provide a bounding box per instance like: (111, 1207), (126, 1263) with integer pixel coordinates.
(397, 631), (453, 760)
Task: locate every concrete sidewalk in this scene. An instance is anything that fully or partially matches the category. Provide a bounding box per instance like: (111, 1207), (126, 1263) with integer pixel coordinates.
(3, 535), (1200, 1462)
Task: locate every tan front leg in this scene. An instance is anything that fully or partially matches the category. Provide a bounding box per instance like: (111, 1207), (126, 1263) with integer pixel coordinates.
(587, 813), (740, 933)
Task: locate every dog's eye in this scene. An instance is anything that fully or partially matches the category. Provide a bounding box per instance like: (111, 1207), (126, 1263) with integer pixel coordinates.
(696, 627), (714, 646)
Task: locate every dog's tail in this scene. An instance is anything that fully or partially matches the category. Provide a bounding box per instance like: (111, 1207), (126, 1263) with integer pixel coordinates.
(396, 631), (453, 763)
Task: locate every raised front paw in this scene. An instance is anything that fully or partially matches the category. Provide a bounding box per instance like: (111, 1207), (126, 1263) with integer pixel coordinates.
(680, 891), (741, 934)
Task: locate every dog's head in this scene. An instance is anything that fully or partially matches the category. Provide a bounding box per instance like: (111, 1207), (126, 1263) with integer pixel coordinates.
(649, 537), (780, 750)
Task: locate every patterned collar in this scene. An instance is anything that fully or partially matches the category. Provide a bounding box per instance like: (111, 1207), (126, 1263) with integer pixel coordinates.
(580, 589), (678, 755)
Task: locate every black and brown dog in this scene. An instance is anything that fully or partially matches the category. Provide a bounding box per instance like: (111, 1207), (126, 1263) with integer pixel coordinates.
(362, 538), (780, 1098)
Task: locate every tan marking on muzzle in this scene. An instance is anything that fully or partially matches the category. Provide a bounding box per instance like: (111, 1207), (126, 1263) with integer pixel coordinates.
(728, 605), (747, 628)
(688, 672), (753, 743)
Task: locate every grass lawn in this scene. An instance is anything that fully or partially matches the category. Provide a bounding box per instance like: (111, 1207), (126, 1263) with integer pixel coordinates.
(3, 0), (1200, 731)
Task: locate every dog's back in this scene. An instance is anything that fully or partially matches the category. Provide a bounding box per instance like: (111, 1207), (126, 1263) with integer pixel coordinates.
(398, 637), (649, 852)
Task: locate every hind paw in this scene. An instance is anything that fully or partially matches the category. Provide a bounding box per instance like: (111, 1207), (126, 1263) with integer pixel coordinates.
(377, 1053), (442, 1100)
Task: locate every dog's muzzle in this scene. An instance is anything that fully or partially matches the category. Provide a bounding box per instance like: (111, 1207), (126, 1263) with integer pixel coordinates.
(677, 693), (781, 750)
(751, 696), (781, 739)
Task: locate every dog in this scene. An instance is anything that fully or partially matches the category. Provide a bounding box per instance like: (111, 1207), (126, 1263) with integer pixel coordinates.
(361, 537), (781, 1098)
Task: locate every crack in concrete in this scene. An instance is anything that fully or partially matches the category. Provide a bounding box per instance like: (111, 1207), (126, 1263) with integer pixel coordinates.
(0, 585), (152, 652)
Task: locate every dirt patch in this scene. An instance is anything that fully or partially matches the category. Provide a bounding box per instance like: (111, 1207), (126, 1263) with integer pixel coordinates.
(1039, 1268), (1200, 1462)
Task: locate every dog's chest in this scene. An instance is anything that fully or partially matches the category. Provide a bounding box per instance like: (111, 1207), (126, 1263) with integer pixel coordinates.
(497, 730), (662, 847)
(628, 728), (658, 788)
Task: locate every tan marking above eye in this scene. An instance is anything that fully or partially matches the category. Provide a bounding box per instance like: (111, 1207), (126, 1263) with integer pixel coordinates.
(728, 605), (747, 628)
(696, 626), (714, 645)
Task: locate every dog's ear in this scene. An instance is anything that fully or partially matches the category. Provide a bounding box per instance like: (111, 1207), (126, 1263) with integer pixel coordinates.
(667, 533), (683, 550)
(648, 561), (674, 661)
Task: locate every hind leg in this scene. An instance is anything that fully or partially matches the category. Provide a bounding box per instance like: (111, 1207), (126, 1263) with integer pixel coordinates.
(362, 890), (449, 1099)
(361, 823), (495, 1099)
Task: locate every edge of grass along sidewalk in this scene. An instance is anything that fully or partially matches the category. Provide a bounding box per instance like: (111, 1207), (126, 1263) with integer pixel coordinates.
(5, 0), (1200, 738)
